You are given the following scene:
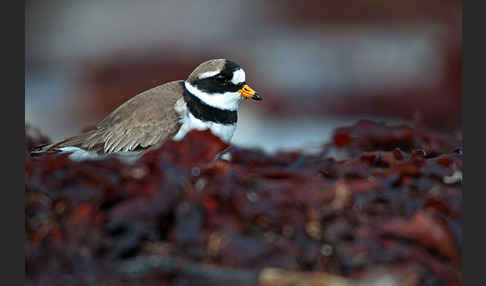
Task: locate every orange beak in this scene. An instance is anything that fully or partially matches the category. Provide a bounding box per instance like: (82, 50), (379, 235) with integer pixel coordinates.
(238, 84), (262, 101)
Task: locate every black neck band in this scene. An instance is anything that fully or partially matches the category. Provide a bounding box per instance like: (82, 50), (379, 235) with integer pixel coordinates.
(181, 82), (237, 125)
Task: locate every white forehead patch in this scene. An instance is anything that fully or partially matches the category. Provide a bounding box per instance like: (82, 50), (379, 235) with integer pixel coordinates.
(231, 69), (246, 85)
(198, 70), (220, 79)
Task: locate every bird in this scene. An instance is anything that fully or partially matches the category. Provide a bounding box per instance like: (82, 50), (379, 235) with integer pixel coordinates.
(31, 59), (262, 161)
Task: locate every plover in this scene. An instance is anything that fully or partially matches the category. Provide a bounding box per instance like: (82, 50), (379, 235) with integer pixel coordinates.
(31, 59), (261, 161)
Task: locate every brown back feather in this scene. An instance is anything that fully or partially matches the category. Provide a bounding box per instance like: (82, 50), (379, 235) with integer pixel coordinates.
(32, 80), (184, 155)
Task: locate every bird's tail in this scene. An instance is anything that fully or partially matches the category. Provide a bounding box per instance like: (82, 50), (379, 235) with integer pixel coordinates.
(30, 133), (90, 156)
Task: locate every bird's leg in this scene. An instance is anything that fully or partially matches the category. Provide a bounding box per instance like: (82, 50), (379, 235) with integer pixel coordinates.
(214, 145), (234, 161)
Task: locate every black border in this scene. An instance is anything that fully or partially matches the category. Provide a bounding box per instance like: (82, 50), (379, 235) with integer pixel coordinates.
(463, 1), (480, 285)
(6, 0), (25, 285)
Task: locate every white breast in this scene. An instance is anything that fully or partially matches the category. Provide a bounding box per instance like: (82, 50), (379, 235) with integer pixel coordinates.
(172, 98), (236, 142)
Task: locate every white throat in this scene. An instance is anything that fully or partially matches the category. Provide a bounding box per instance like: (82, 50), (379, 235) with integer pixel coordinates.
(173, 98), (236, 142)
(184, 81), (241, 111)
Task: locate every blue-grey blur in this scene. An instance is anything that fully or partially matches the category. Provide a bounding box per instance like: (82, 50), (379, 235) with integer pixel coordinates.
(26, 0), (462, 153)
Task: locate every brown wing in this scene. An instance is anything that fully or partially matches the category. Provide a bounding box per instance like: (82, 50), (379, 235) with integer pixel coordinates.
(35, 80), (184, 154)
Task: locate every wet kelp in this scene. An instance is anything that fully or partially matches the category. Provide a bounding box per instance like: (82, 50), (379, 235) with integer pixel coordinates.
(25, 120), (462, 286)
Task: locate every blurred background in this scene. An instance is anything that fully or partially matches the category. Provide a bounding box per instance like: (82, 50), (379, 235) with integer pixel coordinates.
(25, 0), (461, 153)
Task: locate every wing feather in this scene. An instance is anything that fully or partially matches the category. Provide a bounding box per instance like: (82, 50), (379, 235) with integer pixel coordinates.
(33, 81), (184, 155)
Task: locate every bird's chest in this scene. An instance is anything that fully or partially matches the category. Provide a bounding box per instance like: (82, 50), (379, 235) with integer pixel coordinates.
(172, 99), (236, 142)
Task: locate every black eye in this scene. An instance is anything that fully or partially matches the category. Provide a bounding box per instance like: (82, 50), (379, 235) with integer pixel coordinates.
(214, 73), (230, 83)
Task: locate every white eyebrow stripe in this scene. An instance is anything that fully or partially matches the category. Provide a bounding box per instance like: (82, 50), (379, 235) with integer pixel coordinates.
(198, 70), (220, 79)
(231, 69), (246, 85)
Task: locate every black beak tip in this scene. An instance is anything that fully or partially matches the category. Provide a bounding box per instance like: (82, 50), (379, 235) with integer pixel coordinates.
(252, 93), (263, 101)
